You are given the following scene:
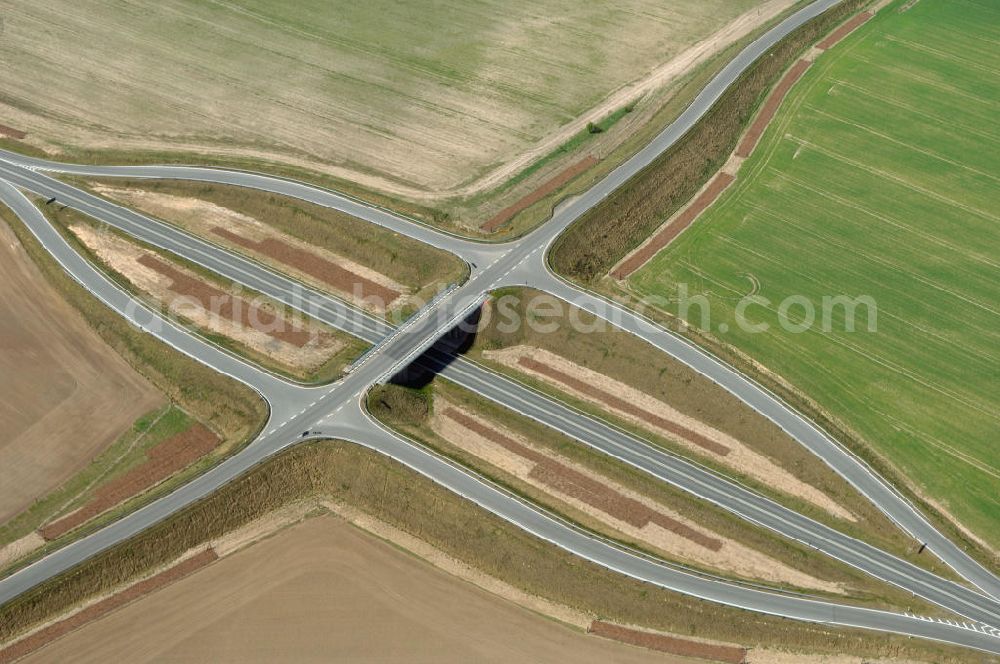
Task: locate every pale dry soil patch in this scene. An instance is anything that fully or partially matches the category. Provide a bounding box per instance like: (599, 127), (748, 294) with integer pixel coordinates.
(485, 345), (852, 521)
(91, 185), (407, 313)
(1, 0), (788, 203)
(21, 515), (692, 664)
(750, 652), (928, 664)
(0, 534), (43, 572)
(69, 223), (343, 374)
(0, 221), (163, 524)
(431, 400), (841, 593)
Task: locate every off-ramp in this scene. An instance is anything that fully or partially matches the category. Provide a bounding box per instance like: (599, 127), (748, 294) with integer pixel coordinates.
(1, 0), (999, 654)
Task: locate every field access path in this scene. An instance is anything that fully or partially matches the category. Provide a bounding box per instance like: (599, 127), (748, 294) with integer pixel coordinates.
(2, 0), (1000, 655)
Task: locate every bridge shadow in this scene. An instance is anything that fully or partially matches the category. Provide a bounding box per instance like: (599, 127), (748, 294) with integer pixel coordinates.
(388, 305), (483, 388)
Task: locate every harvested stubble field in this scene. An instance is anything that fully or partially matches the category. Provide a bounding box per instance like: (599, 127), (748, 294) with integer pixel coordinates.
(550, 0), (869, 282)
(630, 0), (1000, 553)
(1, 0), (784, 206)
(468, 288), (943, 570)
(0, 215), (163, 526)
(368, 380), (929, 606)
(0, 441), (972, 664)
(85, 179), (465, 316)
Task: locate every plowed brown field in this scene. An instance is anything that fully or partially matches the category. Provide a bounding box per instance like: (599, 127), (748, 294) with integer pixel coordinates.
(0, 219), (163, 524)
(19, 516), (687, 663)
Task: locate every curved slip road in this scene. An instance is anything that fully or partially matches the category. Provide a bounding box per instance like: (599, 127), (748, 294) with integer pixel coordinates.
(0, 186), (996, 650)
(5, 164), (1000, 651)
(2, 0), (999, 652)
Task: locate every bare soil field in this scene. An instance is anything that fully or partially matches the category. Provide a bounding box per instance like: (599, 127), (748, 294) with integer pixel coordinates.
(0, 0), (794, 208)
(1, 441), (961, 663)
(0, 219), (163, 525)
(1, 549), (218, 664)
(19, 516), (688, 664)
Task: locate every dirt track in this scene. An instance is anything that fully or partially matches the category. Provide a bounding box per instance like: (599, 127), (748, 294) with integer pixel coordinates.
(518, 356), (731, 456)
(0, 550), (217, 664)
(735, 59), (813, 158)
(817, 12), (873, 49)
(590, 621), (747, 663)
(0, 219), (163, 524)
(445, 407), (722, 550)
(432, 403), (841, 591)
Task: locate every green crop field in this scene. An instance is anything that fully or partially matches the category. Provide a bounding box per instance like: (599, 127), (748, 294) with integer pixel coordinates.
(631, 0), (1000, 550)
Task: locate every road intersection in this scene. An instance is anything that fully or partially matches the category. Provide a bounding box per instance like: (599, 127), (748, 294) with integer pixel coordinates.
(1, 0), (999, 654)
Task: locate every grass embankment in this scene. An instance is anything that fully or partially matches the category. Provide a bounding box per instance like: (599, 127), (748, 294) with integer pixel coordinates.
(0, 406), (190, 549)
(474, 6), (809, 238)
(41, 204), (367, 384)
(465, 288), (952, 576)
(77, 177), (468, 319)
(0, 440), (977, 664)
(549, 0), (868, 282)
(368, 380), (933, 610)
(628, 0), (1000, 558)
(0, 205), (266, 556)
(1, 204), (266, 440)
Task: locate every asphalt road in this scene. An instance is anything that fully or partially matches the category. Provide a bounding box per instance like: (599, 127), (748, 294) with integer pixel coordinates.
(8, 164), (999, 632)
(2, 181), (999, 651)
(1, 0), (999, 653)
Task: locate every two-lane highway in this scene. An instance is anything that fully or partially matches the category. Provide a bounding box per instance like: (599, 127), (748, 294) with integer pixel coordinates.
(6, 150), (1000, 644)
(2, 0), (999, 654)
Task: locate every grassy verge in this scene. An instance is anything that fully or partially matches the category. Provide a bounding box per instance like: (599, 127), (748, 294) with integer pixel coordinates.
(74, 177), (469, 312)
(0, 135), (444, 227)
(488, 105), (634, 200)
(463, 288), (954, 579)
(0, 203), (267, 564)
(549, 0), (869, 282)
(41, 203), (368, 384)
(0, 406), (190, 549)
(0, 203), (266, 439)
(624, 0), (1000, 564)
(0, 440), (977, 663)
(368, 380), (935, 612)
